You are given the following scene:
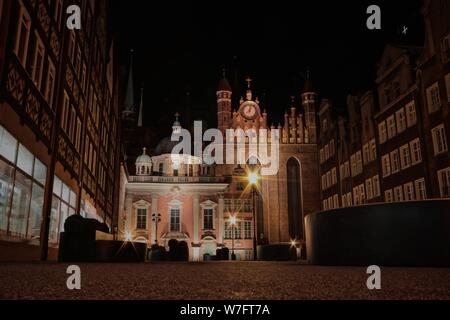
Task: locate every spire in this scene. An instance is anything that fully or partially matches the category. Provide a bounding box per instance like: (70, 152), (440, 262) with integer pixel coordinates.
(245, 76), (252, 101)
(302, 67), (314, 94)
(172, 112), (181, 134)
(124, 49), (135, 113)
(137, 87), (144, 127)
(217, 67), (232, 92)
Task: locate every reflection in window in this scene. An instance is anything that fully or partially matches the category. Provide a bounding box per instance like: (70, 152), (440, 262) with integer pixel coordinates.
(9, 170), (32, 237)
(0, 160), (13, 233)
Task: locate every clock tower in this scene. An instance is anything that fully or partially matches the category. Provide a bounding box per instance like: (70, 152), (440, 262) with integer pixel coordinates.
(231, 77), (267, 130)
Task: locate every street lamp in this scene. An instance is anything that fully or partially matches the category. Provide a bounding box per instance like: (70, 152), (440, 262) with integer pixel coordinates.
(152, 213), (161, 245)
(229, 215), (237, 260)
(248, 170), (259, 261)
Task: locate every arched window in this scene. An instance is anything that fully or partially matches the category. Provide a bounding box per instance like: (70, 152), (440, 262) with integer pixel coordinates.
(287, 158), (303, 240)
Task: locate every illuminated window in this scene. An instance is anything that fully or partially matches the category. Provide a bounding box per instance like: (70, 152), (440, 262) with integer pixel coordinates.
(395, 108), (406, 134)
(403, 182), (415, 201)
(394, 186), (403, 202)
(399, 144), (411, 170)
(390, 150), (400, 174)
(414, 178), (427, 200)
(45, 59), (56, 109)
(405, 101), (417, 127)
(384, 189), (393, 203)
(14, 5), (31, 66)
(378, 121), (387, 144)
(437, 167), (450, 198)
(426, 82), (441, 113)
(410, 138), (422, 165)
(431, 124), (448, 155)
(387, 115), (396, 139)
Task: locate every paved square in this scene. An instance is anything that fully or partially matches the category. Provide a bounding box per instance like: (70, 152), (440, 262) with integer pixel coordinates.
(0, 262), (449, 300)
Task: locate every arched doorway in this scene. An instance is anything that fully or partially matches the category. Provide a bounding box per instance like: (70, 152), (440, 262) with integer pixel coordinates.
(287, 157), (303, 240)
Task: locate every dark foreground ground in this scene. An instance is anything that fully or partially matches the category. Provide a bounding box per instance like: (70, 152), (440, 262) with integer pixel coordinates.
(0, 262), (449, 300)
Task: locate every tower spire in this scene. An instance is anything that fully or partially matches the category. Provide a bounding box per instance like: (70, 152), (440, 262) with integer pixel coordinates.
(245, 76), (252, 101)
(137, 87), (144, 127)
(123, 49), (135, 114)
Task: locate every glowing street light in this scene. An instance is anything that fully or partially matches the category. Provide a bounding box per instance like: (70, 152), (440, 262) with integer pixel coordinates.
(248, 172), (258, 185)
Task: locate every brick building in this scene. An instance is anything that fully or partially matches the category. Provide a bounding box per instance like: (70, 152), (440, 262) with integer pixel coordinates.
(0, 0), (120, 261)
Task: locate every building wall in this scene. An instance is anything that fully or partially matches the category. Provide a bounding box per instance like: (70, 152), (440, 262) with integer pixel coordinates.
(0, 0), (120, 261)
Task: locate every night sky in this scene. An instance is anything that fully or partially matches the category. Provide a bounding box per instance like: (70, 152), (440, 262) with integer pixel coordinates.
(110, 0), (423, 141)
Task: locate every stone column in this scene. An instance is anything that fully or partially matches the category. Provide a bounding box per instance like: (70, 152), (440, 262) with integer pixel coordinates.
(151, 194), (159, 244)
(125, 197), (133, 234)
(218, 194), (224, 245)
(192, 194), (200, 262)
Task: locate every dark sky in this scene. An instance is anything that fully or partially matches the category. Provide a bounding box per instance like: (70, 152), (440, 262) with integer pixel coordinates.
(110, 0), (423, 140)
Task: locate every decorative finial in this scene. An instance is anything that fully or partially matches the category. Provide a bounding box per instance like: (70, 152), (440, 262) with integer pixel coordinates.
(175, 112), (180, 121)
(142, 147), (147, 154)
(291, 96), (295, 105)
(245, 77), (252, 89)
(222, 67), (227, 78)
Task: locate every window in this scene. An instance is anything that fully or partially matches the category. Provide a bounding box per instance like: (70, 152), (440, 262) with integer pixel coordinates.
(394, 186), (404, 202)
(347, 192), (353, 206)
(330, 140), (335, 156)
(366, 179), (373, 200)
(339, 164), (344, 180)
(333, 195), (339, 209)
(390, 150), (400, 174)
(399, 144), (411, 170)
(244, 221), (252, 239)
(136, 208), (147, 230)
(49, 176), (76, 245)
(378, 121), (387, 144)
(45, 60), (56, 109)
(363, 144), (370, 164)
(385, 189), (393, 203)
(324, 145), (329, 161)
(350, 154), (357, 176)
(234, 221), (242, 239)
(353, 187), (359, 205)
(319, 149), (324, 164)
(437, 167), (450, 198)
(203, 208), (214, 230)
(395, 108), (407, 134)
(0, 126), (18, 163)
(331, 167), (337, 185)
(224, 221), (232, 239)
(170, 207), (180, 232)
(326, 171), (331, 188)
(327, 197), (333, 210)
(426, 82), (441, 113)
(387, 115), (396, 139)
(14, 5), (31, 66)
(61, 91), (70, 132)
(323, 200), (328, 211)
(403, 183), (415, 201)
(414, 178), (427, 200)
(372, 175), (381, 198)
(410, 138), (422, 165)
(359, 184), (366, 204)
(31, 34), (45, 89)
(382, 154), (391, 177)
(321, 175), (326, 190)
(445, 73), (450, 103)
(431, 124), (448, 155)
(405, 101), (417, 127)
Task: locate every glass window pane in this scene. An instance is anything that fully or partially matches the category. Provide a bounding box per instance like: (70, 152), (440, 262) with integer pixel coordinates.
(49, 196), (60, 244)
(28, 183), (44, 243)
(53, 176), (62, 196)
(0, 159), (14, 233)
(59, 202), (69, 233)
(0, 126), (18, 163)
(9, 170), (32, 238)
(17, 144), (34, 175)
(33, 159), (47, 185)
(69, 190), (77, 208)
(62, 183), (70, 202)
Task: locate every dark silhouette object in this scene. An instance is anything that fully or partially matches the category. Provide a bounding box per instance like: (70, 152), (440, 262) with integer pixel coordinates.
(203, 253), (212, 261)
(258, 244), (296, 261)
(178, 241), (189, 261)
(305, 200), (450, 266)
(96, 240), (146, 262)
(59, 215), (146, 262)
(168, 239), (179, 261)
(149, 244), (167, 261)
(216, 247), (230, 260)
(59, 215), (110, 262)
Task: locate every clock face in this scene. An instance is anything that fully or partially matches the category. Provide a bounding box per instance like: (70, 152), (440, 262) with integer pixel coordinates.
(242, 104), (257, 119)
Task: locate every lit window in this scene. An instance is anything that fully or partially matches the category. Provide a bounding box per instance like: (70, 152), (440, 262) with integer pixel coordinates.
(366, 179), (373, 200)
(437, 167), (450, 198)
(387, 115), (396, 139)
(395, 108), (407, 134)
(244, 221), (252, 239)
(399, 144), (411, 170)
(385, 189), (393, 203)
(390, 150), (400, 174)
(14, 5), (31, 67)
(403, 182), (415, 201)
(431, 124), (448, 155)
(378, 121), (387, 144)
(414, 178), (427, 200)
(410, 138), (422, 165)
(426, 82), (441, 113)
(45, 60), (56, 109)
(445, 73), (450, 103)
(405, 101), (417, 127)
(31, 33), (45, 89)
(372, 175), (381, 198)
(136, 208), (147, 230)
(394, 186), (404, 202)
(369, 139), (377, 161)
(382, 154), (391, 177)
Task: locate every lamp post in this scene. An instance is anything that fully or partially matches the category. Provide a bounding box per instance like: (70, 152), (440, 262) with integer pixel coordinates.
(248, 171), (259, 261)
(152, 213), (161, 245)
(230, 215), (237, 260)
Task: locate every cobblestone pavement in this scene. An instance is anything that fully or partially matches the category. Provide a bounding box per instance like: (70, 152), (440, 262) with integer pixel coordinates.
(0, 262), (449, 300)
